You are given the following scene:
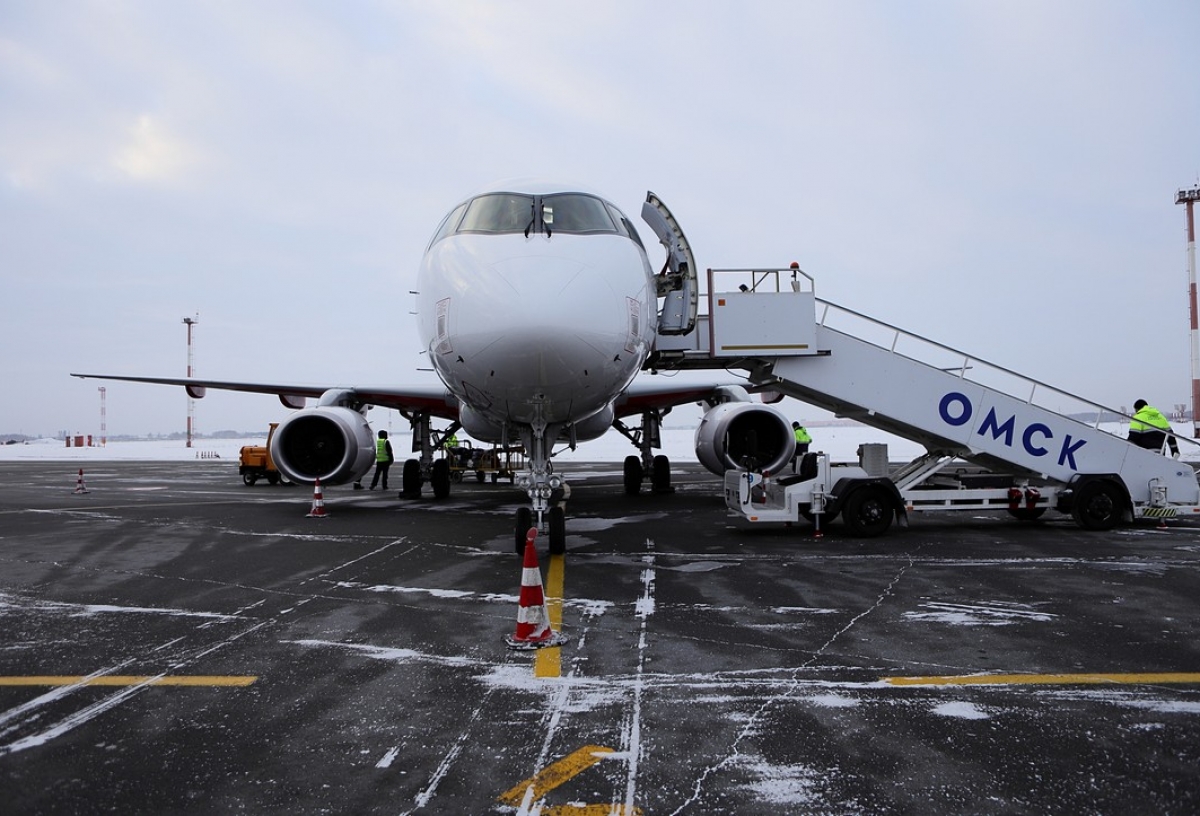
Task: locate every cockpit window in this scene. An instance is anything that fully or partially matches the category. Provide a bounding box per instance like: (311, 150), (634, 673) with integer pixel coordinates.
(429, 201), (468, 246)
(458, 194), (535, 233)
(606, 202), (645, 250)
(431, 191), (639, 244)
(540, 194), (618, 234)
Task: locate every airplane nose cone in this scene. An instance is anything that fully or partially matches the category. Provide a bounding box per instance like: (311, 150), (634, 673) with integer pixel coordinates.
(443, 250), (644, 422)
(471, 253), (626, 349)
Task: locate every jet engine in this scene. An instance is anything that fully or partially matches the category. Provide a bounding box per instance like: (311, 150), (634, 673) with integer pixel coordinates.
(694, 401), (795, 476)
(567, 404), (615, 442)
(459, 404), (505, 443)
(270, 406), (377, 485)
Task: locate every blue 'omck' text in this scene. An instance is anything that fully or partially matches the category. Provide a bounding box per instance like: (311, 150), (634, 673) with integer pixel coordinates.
(938, 391), (1086, 470)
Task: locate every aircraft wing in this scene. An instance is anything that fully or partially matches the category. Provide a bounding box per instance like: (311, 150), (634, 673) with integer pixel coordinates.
(70, 373), (459, 420)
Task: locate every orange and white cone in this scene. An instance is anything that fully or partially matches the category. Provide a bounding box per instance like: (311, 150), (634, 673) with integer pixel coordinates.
(504, 527), (568, 650)
(306, 477), (329, 518)
(73, 468), (89, 495)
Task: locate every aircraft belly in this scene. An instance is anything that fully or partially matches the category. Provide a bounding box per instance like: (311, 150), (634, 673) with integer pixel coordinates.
(445, 330), (637, 426)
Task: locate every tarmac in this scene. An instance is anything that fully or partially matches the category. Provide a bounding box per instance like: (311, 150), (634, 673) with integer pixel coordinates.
(2, 459), (1200, 814)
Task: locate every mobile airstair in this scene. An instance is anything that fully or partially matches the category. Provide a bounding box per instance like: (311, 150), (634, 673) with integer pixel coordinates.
(650, 267), (1200, 534)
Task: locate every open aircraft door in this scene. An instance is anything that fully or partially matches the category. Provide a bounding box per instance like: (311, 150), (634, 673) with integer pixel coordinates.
(642, 192), (699, 336)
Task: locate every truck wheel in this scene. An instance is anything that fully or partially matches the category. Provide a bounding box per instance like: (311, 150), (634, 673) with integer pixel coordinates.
(242, 472), (257, 486)
(843, 486), (893, 537)
(1071, 480), (1122, 530)
(266, 473), (280, 485)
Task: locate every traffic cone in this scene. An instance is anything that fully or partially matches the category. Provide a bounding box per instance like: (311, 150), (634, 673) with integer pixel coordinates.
(73, 468), (89, 495)
(306, 477), (329, 518)
(504, 527), (568, 650)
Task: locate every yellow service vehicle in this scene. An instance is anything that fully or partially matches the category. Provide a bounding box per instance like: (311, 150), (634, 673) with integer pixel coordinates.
(239, 423), (284, 485)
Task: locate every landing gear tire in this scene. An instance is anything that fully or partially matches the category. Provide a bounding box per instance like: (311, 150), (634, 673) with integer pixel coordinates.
(515, 506), (533, 554)
(401, 459), (422, 498)
(1007, 507), (1047, 522)
(623, 455), (643, 496)
(431, 459), (451, 499)
(843, 486), (894, 537)
(651, 455), (673, 494)
(1071, 480), (1122, 530)
(548, 506), (566, 555)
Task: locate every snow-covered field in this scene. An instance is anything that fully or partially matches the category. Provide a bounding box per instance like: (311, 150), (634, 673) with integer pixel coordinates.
(0, 425), (927, 465)
(4, 421), (1193, 465)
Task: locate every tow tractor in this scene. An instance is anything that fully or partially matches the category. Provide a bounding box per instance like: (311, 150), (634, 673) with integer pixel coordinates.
(239, 423), (285, 486)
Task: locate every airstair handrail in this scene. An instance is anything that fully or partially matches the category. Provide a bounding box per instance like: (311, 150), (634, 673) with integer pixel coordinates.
(708, 267), (815, 296)
(815, 297), (1194, 446)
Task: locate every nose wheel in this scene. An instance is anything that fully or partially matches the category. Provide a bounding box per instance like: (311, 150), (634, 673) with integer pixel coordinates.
(513, 505), (567, 555)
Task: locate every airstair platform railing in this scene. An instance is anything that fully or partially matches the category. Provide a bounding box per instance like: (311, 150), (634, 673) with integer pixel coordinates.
(812, 297), (1184, 442)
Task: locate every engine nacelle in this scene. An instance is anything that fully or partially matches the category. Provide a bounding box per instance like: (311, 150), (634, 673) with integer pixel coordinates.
(270, 406), (377, 485)
(694, 401), (795, 476)
(459, 404), (505, 443)
(568, 403), (615, 443)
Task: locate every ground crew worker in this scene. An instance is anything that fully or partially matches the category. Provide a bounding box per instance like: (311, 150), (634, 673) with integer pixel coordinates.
(1128, 400), (1180, 457)
(791, 421), (812, 471)
(369, 430), (394, 489)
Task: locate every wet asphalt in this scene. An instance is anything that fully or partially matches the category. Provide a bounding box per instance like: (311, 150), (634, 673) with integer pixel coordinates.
(1, 460), (1199, 815)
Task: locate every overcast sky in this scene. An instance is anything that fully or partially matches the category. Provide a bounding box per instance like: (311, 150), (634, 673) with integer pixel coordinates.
(3, 1), (1200, 438)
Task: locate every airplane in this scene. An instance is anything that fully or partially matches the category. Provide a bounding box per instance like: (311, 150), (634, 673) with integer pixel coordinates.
(73, 180), (799, 554)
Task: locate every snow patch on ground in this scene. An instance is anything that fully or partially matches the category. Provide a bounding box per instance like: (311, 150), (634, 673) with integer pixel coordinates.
(903, 600), (1056, 626)
(932, 701), (991, 719)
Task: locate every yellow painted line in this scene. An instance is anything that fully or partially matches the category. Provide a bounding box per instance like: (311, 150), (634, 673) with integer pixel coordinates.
(534, 553), (566, 678)
(883, 672), (1200, 687)
(0, 675), (257, 687)
(543, 805), (641, 815)
(498, 745), (615, 807)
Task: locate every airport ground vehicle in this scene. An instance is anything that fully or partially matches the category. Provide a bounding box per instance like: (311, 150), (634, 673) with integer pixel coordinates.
(239, 423), (283, 485)
(444, 441), (525, 484)
(654, 267), (1200, 534)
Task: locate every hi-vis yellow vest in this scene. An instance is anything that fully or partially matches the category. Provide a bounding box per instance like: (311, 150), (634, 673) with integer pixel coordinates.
(376, 438), (390, 462)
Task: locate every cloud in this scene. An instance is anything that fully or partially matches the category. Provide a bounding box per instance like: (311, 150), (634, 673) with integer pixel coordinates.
(2, 1), (1200, 435)
(110, 113), (200, 184)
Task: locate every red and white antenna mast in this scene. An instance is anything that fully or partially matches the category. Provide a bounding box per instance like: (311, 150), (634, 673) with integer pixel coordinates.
(183, 314), (199, 448)
(98, 386), (106, 447)
(1177, 184), (1200, 438)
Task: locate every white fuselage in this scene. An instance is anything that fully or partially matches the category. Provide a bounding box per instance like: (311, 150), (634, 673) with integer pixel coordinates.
(416, 185), (657, 438)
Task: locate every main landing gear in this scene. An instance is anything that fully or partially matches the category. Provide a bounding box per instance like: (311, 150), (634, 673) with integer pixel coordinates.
(614, 408), (674, 496)
(399, 412), (458, 500)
